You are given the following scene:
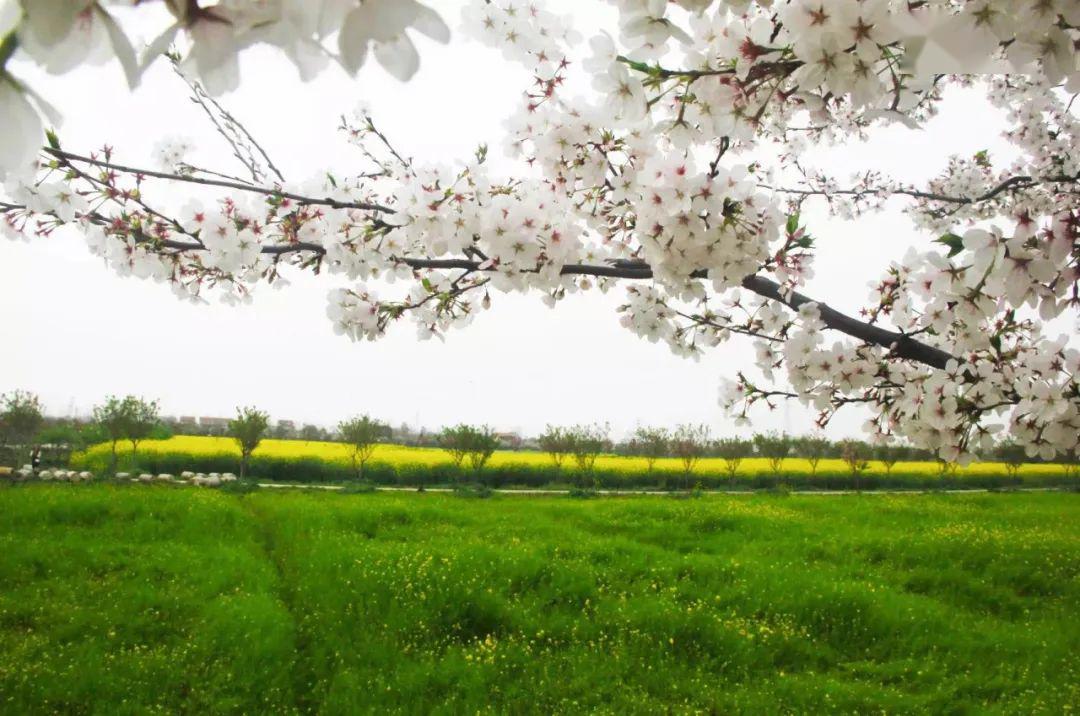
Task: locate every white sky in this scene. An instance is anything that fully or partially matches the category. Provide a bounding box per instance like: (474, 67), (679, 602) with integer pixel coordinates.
(0, 2), (1020, 440)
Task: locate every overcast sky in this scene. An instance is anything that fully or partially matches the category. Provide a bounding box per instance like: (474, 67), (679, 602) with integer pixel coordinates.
(0, 2), (1021, 439)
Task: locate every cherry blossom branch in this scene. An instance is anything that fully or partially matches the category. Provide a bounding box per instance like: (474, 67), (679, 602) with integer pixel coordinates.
(89, 224), (951, 369)
(672, 309), (784, 343)
(41, 148), (394, 214)
(762, 172), (1080, 207)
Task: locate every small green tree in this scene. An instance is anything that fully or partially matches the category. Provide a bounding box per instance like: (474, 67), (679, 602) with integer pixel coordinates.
(229, 407), (270, 480)
(714, 437), (749, 483)
(439, 424), (473, 470)
(995, 439), (1026, 478)
(465, 427), (499, 474)
(753, 432), (791, 474)
(803, 434), (829, 476)
(439, 424), (498, 482)
(93, 396), (134, 475)
(124, 396), (161, 465)
(936, 458), (959, 480)
(567, 423), (611, 487)
(0, 390), (44, 466)
(874, 443), (899, 476)
(840, 440), (870, 489)
(632, 426), (670, 473)
(300, 424), (325, 441)
(338, 415), (386, 481)
(671, 424), (710, 489)
(538, 425), (574, 470)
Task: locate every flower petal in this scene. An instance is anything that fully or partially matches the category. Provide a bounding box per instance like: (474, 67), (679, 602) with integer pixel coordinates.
(374, 34), (419, 81)
(338, 7), (372, 75)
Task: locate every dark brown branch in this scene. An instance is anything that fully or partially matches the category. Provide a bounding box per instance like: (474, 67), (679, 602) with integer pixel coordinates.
(738, 274), (952, 370)
(3, 200), (955, 370)
(256, 251), (955, 369)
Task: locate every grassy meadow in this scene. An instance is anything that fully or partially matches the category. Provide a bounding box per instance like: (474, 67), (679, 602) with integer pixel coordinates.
(71, 436), (1076, 491)
(0, 483), (1077, 713)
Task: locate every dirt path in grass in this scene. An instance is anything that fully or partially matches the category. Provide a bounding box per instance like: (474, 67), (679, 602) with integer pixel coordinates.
(239, 498), (322, 713)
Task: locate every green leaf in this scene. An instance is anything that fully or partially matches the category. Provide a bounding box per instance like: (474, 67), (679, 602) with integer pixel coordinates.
(935, 233), (964, 257)
(785, 213), (800, 235)
(0, 32), (18, 69)
(45, 128), (60, 150)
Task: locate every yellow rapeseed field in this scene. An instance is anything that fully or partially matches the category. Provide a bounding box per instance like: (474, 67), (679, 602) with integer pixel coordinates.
(86, 435), (1069, 477)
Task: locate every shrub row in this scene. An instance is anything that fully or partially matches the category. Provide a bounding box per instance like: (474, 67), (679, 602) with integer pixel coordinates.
(70, 450), (1079, 492)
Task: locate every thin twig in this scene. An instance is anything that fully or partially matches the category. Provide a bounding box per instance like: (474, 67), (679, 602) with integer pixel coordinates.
(170, 55), (286, 183)
(44, 148), (394, 214)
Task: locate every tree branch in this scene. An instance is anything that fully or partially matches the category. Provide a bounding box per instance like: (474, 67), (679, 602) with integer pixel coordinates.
(42, 148), (394, 214)
(764, 172), (1080, 207)
(136, 239), (953, 369)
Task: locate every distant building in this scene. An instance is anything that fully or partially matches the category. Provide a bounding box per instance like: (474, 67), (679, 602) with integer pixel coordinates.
(163, 415), (199, 434)
(199, 417), (230, 435)
(496, 432), (523, 449)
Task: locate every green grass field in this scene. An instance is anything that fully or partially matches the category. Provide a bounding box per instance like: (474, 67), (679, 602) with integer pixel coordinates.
(1, 484), (1077, 713)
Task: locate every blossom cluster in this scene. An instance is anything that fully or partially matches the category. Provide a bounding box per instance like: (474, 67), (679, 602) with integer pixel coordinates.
(2, 0), (1078, 464)
(0, 0), (449, 176)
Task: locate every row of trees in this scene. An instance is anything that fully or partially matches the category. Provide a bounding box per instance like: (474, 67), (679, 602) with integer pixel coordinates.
(537, 424), (717, 488)
(5, 390), (1074, 484)
(617, 429), (1066, 474)
(0, 390), (166, 471)
(531, 425), (1069, 486)
(0, 391), (394, 483)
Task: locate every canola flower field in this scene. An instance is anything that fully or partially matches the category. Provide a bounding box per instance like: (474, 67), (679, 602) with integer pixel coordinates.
(82, 434), (1067, 474)
(72, 435), (1074, 491)
(0, 484), (1076, 713)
